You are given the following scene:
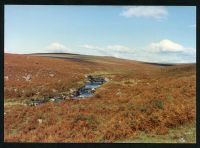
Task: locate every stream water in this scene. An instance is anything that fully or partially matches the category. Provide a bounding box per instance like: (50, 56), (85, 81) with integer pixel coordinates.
(29, 75), (107, 106)
(74, 76), (106, 98)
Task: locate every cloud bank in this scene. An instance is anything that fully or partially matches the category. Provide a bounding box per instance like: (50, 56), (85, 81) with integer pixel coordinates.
(149, 39), (185, 53)
(148, 39), (195, 54)
(81, 40), (195, 63)
(45, 42), (71, 53)
(5, 41), (195, 64)
(81, 44), (135, 58)
(120, 6), (168, 20)
(82, 44), (135, 54)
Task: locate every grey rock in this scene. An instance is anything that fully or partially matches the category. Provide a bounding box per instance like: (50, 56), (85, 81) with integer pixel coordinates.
(70, 88), (75, 93)
(52, 89), (57, 93)
(23, 74), (32, 81)
(105, 77), (109, 82)
(4, 76), (9, 81)
(49, 74), (55, 77)
(65, 96), (70, 100)
(179, 137), (186, 143)
(38, 119), (43, 124)
(50, 98), (55, 102)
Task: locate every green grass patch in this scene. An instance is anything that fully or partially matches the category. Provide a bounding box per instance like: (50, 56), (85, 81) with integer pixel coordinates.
(115, 122), (196, 143)
(166, 95), (174, 102)
(71, 104), (86, 110)
(152, 100), (164, 109)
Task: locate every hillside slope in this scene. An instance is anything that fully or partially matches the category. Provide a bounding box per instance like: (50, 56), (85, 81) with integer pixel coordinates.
(4, 53), (196, 142)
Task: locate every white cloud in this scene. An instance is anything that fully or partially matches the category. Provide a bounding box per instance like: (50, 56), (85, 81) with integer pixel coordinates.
(81, 42), (195, 63)
(46, 42), (66, 50)
(4, 48), (9, 53)
(45, 42), (71, 53)
(106, 45), (135, 54)
(120, 6), (168, 20)
(81, 44), (135, 55)
(148, 39), (193, 53)
(149, 39), (184, 53)
(4, 48), (17, 53)
(81, 44), (103, 51)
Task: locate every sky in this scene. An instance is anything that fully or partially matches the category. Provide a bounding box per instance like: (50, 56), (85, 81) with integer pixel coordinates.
(5, 5), (196, 63)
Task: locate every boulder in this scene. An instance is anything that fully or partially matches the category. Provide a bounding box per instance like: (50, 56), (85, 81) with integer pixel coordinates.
(64, 96), (70, 100)
(50, 98), (55, 102)
(70, 88), (76, 93)
(105, 77), (109, 82)
(49, 74), (55, 77)
(179, 138), (186, 143)
(52, 89), (57, 93)
(37, 119), (43, 124)
(23, 74), (32, 81)
(4, 76), (9, 81)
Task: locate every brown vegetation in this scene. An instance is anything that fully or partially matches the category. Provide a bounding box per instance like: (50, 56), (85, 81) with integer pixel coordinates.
(4, 53), (196, 142)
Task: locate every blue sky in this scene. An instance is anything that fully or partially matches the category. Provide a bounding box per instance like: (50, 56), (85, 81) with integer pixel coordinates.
(5, 6), (196, 63)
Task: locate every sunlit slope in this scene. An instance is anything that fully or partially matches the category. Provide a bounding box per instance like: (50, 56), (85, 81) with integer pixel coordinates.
(4, 53), (168, 99)
(4, 53), (196, 142)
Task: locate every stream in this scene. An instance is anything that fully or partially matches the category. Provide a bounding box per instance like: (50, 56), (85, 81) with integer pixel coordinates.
(29, 75), (107, 106)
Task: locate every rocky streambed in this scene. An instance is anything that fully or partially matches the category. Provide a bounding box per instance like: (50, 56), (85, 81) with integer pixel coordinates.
(28, 75), (108, 106)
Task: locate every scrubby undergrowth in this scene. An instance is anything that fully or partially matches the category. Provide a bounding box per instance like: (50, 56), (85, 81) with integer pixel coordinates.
(4, 53), (196, 142)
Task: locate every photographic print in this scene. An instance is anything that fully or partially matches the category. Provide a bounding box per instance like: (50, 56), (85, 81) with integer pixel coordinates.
(4, 5), (196, 143)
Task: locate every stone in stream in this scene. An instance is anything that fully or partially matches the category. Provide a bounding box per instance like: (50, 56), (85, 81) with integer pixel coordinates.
(30, 100), (45, 106)
(50, 98), (55, 102)
(70, 88), (76, 93)
(52, 96), (63, 102)
(64, 96), (70, 100)
(105, 77), (109, 82)
(87, 75), (93, 80)
(53, 96), (61, 100)
(87, 75), (106, 84)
